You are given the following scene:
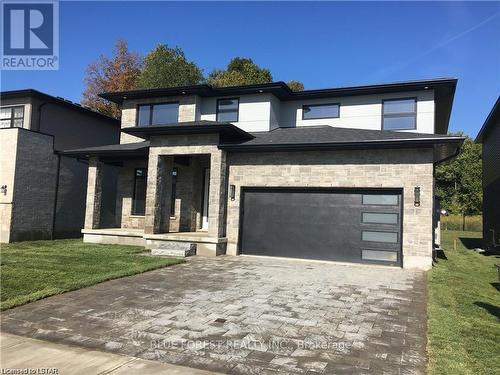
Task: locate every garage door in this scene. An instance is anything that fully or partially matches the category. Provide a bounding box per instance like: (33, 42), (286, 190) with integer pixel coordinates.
(239, 188), (402, 266)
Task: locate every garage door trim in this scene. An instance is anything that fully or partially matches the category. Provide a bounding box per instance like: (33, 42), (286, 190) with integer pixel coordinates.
(237, 186), (404, 267)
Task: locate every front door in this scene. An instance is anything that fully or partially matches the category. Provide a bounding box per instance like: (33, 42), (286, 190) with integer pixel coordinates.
(201, 168), (210, 230)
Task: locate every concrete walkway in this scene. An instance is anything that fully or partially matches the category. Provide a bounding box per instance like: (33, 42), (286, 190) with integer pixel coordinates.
(0, 333), (219, 375)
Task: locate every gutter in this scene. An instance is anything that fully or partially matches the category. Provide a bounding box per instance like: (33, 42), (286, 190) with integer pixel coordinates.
(219, 137), (465, 152)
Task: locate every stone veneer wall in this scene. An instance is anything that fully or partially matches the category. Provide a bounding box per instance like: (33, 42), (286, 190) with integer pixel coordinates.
(1, 129), (58, 242)
(225, 148), (435, 269)
(145, 134), (227, 239)
(120, 96), (200, 144)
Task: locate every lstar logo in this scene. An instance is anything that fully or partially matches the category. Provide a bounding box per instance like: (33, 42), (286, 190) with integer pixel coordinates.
(1, 0), (59, 70)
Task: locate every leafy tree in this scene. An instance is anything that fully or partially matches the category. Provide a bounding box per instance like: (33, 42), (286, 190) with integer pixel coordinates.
(435, 133), (482, 226)
(287, 80), (304, 91)
(137, 44), (203, 89)
(82, 39), (142, 118)
(207, 57), (273, 87)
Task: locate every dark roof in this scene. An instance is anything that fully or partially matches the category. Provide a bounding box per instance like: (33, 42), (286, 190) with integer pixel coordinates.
(221, 125), (461, 147)
(100, 77), (457, 134)
(222, 126), (464, 164)
(60, 141), (150, 157)
(475, 96), (500, 143)
(63, 125), (463, 164)
(0, 89), (120, 125)
(122, 120), (255, 143)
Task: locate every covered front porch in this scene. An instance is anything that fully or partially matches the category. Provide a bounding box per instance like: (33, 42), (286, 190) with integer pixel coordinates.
(82, 147), (228, 256)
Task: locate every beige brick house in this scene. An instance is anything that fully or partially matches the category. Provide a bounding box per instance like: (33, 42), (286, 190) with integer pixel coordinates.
(64, 78), (463, 270)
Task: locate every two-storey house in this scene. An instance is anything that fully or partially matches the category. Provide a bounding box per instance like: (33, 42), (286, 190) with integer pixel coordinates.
(64, 78), (464, 270)
(0, 89), (119, 242)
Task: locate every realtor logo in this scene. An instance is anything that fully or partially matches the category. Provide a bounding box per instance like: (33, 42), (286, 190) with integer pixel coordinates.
(1, 0), (59, 70)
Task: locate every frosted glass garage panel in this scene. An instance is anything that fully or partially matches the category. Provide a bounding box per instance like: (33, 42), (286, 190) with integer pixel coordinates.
(362, 212), (398, 224)
(362, 194), (399, 205)
(362, 231), (398, 243)
(362, 250), (398, 262)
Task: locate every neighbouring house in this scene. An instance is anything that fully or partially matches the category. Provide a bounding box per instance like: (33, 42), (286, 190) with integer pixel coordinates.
(475, 96), (500, 251)
(0, 89), (120, 242)
(63, 78), (464, 270)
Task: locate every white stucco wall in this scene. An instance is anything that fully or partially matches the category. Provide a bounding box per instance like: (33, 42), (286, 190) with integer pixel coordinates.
(200, 94), (273, 132)
(120, 89), (436, 137)
(280, 90), (435, 133)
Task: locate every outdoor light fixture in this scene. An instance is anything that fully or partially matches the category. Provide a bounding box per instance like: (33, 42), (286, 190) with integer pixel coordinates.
(414, 187), (421, 207)
(230, 184), (236, 201)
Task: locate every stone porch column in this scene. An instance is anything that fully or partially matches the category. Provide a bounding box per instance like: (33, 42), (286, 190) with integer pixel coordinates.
(84, 157), (103, 229)
(144, 153), (173, 234)
(208, 150), (227, 238)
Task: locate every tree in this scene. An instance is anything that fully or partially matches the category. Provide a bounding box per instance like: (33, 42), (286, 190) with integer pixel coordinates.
(136, 44), (203, 89)
(82, 39), (142, 118)
(435, 133), (482, 227)
(287, 80), (304, 91)
(207, 57), (273, 87)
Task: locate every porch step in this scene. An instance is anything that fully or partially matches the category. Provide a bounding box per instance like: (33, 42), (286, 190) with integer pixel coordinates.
(151, 242), (196, 257)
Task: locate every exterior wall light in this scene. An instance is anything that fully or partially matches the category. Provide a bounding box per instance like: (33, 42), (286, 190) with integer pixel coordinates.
(414, 187), (421, 207)
(230, 184), (236, 201)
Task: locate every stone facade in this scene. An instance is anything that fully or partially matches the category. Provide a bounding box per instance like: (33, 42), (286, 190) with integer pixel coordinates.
(225, 148), (435, 270)
(0, 128), (58, 242)
(82, 132), (436, 269)
(145, 134), (227, 240)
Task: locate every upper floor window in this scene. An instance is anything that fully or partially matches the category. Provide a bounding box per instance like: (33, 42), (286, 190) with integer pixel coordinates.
(0, 106), (24, 128)
(216, 98), (239, 122)
(137, 103), (179, 126)
(302, 103), (340, 120)
(382, 98), (416, 130)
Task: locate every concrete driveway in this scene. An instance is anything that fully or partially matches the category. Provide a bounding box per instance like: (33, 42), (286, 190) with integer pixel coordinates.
(1, 256), (427, 374)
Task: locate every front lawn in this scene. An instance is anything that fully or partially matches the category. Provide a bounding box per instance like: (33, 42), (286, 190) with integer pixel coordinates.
(0, 239), (183, 310)
(427, 230), (500, 375)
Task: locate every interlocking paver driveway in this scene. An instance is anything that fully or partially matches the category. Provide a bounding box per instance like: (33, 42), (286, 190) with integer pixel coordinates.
(1, 256), (427, 374)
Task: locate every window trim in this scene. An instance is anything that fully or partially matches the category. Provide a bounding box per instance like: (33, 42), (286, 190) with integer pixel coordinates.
(362, 194), (399, 206)
(301, 102), (340, 120)
(361, 212), (399, 225)
(0, 105), (25, 128)
(381, 97), (417, 130)
(361, 230), (399, 244)
(136, 101), (179, 127)
(216, 97), (240, 122)
(131, 167), (147, 216)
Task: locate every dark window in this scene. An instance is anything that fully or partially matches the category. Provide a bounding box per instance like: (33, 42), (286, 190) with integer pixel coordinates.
(132, 168), (147, 215)
(362, 194), (399, 206)
(216, 98), (239, 122)
(382, 98), (417, 130)
(170, 168), (178, 216)
(0, 106), (24, 128)
(302, 103), (339, 120)
(137, 103), (179, 126)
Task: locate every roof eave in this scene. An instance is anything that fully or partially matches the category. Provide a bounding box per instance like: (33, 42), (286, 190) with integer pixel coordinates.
(475, 96), (500, 143)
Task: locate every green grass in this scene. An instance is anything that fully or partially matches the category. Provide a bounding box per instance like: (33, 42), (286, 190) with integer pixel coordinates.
(0, 239), (184, 310)
(427, 231), (500, 375)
